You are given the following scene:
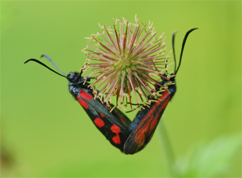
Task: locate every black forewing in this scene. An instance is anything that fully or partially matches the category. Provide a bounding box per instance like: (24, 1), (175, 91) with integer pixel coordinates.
(77, 90), (130, 152)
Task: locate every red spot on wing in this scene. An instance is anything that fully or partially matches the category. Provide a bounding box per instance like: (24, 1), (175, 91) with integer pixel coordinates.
(94, 118), (105, 128)
(79, 90), (93, 100)
(110, 124), (121, 144)
(76, 96), (88, 109)
(110, 124), (121, 134)
(100, 113), (105, 118)
(112, 135), (121, 144)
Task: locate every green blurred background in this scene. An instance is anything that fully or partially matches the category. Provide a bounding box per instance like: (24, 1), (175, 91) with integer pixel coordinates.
(1, 1), (241, 177)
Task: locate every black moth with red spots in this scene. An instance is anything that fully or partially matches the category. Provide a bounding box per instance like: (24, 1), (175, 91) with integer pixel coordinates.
(67, 70), (176, 154)
(68, 71), (131, 150)
(24, 28), (197, 154)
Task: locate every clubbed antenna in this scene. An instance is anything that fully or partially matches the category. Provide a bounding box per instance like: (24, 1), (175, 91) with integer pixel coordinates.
(174, 28), (198, 74)
(41, 54), (67, 76)
(24, 58), (66, 78)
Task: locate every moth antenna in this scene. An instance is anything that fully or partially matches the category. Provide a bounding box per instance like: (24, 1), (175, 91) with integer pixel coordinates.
(41, 54), (67, 76)
(24, 59), (66, 78)
(175, 28), (198, 74)
(172, 31), (178, 73)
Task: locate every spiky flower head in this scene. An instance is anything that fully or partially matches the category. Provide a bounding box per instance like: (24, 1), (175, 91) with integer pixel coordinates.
(82, 16), (171, 111)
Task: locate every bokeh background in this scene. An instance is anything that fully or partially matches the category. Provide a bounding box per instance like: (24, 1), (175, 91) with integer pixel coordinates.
(1, 1), (241, 177)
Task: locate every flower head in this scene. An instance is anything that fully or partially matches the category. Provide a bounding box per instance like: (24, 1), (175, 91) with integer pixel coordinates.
(82, 16), (171, 111)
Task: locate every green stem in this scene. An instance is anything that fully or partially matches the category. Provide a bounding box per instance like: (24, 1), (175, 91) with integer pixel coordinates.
(159, 119), (175, 176)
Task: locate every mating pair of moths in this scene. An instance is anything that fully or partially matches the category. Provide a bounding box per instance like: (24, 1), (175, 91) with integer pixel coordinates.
(25, 28), (197, 154)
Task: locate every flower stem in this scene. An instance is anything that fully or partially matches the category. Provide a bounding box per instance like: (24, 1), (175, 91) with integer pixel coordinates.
(159, 120), (175, 176)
